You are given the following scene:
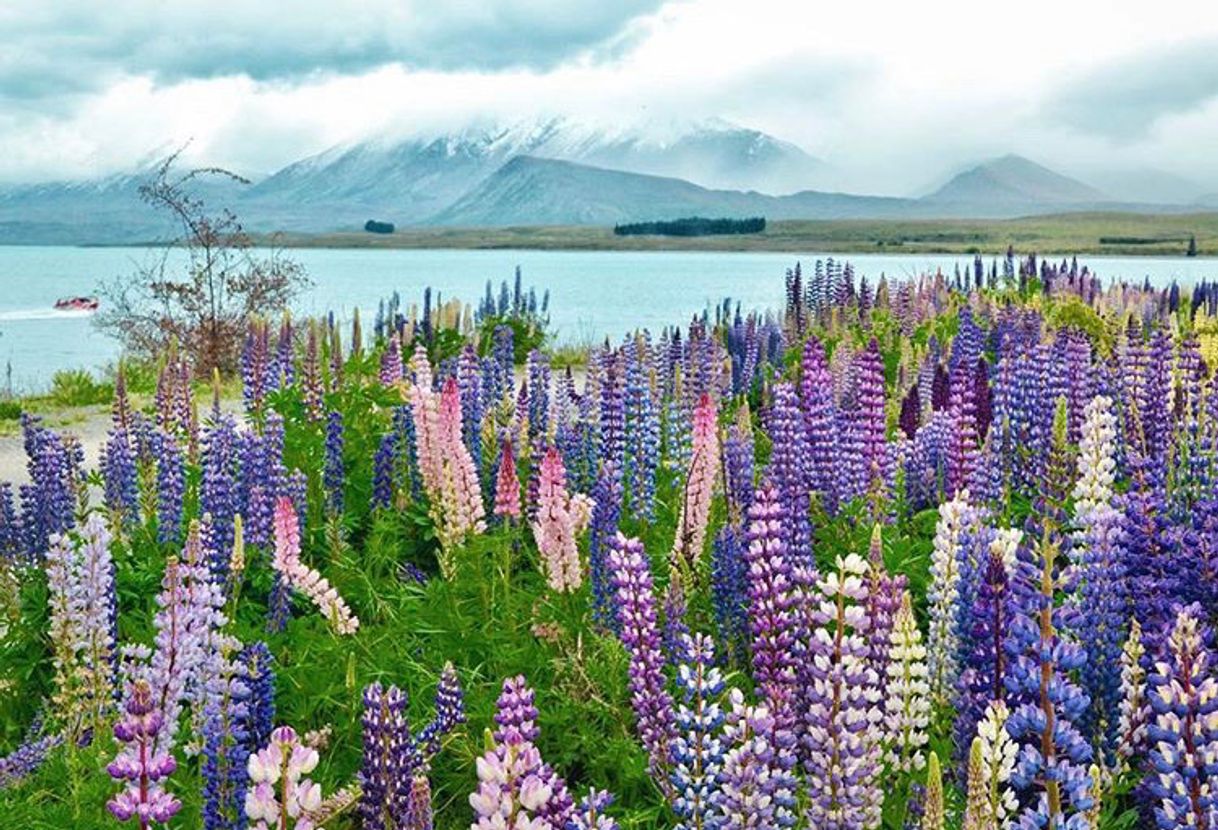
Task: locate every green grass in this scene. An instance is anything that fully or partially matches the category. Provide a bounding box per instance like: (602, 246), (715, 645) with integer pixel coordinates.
(245, 211), (1218, 256)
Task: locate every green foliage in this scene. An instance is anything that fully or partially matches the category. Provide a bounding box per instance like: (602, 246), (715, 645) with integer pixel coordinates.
(48, 370), (112, 408)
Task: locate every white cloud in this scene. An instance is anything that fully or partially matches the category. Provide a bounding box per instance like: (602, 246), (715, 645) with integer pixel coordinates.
(2, 0), (1217, 194)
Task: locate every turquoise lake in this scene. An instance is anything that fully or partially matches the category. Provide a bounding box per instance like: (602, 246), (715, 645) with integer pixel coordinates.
(0, 245), (1215, 391)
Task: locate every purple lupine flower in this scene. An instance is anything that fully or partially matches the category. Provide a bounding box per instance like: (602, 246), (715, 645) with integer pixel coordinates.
(766, 383), (811, 565)
(417, 661), (466, 758)
(669, 633), (726, 830)
(589, 461), (623, 628)
(710, 525), (749, 667)
(107, 680), (181, 827)
(624, 336), (661, 520)
(379, 333), (404, 387)
(153, 430), (185, 546)
(494, 675), (540, 746)
(898, 385), (921, 441)
(201, 416), (240, 556)
(101, 428), (139, 529)
(717, 689), (798, 828)
(953, 541), (1017, 771)
(0, 718), (63, 789)
(1147, 606), (1218, 830)
(20, 415), (76, 556)
(661, 571), (691, 669)
(371, 430), (400, 511)
(200, 638), (253, 830)
(359, 682), (418, 830)
(1003, 540), (1093, 827)
(527, 349), (551, 449)
(600, 355), (625, 478)
(946, 358), (979, 498)
(607, 532), (677, 779)
(722, 408), (755, 526)
(799, 337), (839, 512)
(323, 410), (344, 517)
(301, 321), (324, 421)
(569, 789), (619, 830)
(239, 642), (275, 752)
(0, 482), (22, 563)
(742, 484), (801, 717)
(45, 513), (117, 738)
(802, 553), (883, 830)
(241, 319), (271, 416)
(457, 345), (484, 472)
(854, 338), (887, 498)
(864, 525), (905, 707)
(973, 356), (992, 442)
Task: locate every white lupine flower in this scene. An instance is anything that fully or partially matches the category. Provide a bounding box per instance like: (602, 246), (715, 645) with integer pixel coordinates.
(927, 490), (973, 702)
(884, 591), (930, 772)
(1072, 395), (1117, 519)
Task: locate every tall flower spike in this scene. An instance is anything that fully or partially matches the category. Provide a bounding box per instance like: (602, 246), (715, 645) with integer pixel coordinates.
(493, 437), (522, 520)
(418, 661), (466, 758)
(271, 497), (359, 635)
(1147, 607), (1218, 830)
(742, 484), (800, 717)
(669, 633), (727, 830)
(885, 591), (930, 773)
(1004, 540), (1093, 828)
(1116, 618), (1149, 770)
(107, 680), (182, 828)
(532, 447), (584, 592)
(921, 751), (944, 830)
(717, 689), (798, 829)
(607, 532), (677, 779)
(927, 490), (971, 704)
(963, 701), (1018, 830)
(802, 553), (883, 830)
(671, 392), (718, 566)
(359, 682), (417, 830)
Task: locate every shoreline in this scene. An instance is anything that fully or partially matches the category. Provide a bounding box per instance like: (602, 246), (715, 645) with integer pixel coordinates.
(7, 211), (1218, 258)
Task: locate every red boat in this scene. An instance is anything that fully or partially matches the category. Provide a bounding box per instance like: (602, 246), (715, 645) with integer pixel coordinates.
(54, 296), (99, 312)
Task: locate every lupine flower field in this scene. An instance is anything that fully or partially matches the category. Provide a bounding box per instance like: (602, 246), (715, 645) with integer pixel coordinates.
(5, 254), (1218, 829)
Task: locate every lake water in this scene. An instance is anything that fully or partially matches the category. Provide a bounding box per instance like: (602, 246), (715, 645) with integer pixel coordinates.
(0, 245), (1215, 392)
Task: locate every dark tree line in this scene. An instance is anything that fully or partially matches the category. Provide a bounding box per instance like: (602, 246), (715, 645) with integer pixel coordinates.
(613, 216), (765, 237)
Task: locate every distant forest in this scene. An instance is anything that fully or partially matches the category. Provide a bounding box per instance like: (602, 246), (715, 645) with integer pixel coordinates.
(613, 216), (766, 236)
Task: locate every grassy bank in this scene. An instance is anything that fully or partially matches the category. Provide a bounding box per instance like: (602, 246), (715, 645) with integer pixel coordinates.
(252, 211), (1218, 256)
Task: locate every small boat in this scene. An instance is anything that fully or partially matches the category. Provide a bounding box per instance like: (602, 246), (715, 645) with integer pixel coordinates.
(54, 296), (99, 312)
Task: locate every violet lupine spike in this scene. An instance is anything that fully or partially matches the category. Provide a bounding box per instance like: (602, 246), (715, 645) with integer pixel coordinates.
(854, 338), (888, 498)
(766, 382), (811, 566)
(201, 416), (240, 557)
(710, 525), (749, 667)
(379, 333), (404, 387)
(668, 633), (727, 830)
(801, 553), (883, 830)
(359, 682), (418, 830)
(199, 637), (253, 830)
(457, 344), (483, 472)
(607, 532), (677, 779)
(742, 484), (801, 718)
(101, 428), (139, 530)
(153, 430), (186, 546)
(493, 675), (540, 746)
(1003, 540), (1094, 829)
(107, 680), (181, 827)
(717, 689), (798, 829)
(589, 461), (623, 629)
(722, 405), (755, 527)
(323, 409), (345, 517)
(417, 661), (466, 758)
(623, 338), (660, 520)
(1147, 607), (1218, 830)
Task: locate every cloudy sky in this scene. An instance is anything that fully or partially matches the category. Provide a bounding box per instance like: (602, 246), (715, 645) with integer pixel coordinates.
(3, 0), (1218, 195)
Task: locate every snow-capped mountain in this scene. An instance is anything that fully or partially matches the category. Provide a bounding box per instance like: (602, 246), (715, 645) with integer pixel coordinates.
(240, 116), (826, 227)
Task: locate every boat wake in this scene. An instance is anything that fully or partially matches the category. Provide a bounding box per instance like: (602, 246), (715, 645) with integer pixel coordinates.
(0, 308), (96, 322)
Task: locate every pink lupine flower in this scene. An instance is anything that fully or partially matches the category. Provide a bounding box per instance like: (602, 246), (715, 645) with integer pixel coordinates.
(494, 438), (522, 520)
(272, 498), (358, 635)
(407, 348), (486, 564)
(671, 393), (718, 566)
(532, 447), (584, 592)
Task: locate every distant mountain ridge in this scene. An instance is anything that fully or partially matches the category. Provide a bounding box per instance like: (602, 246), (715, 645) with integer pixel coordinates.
(0, 123), (1211, 244)
(926, 154), (1107, 205)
